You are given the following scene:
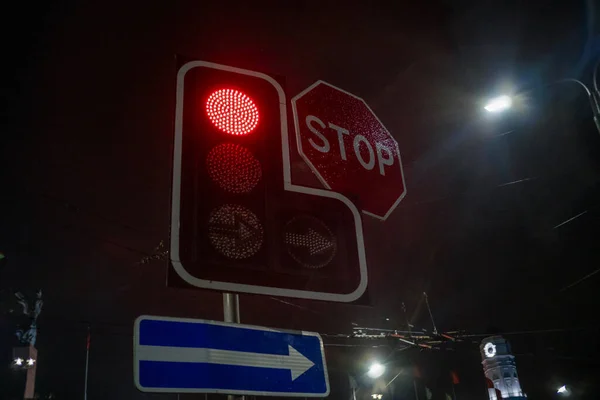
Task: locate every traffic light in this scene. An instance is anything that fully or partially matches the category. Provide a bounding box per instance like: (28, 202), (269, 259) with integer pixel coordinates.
(169, 60), (367, 302)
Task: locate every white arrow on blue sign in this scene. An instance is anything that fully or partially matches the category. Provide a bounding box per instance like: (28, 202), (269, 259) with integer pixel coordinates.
(134, 315), (330, 397)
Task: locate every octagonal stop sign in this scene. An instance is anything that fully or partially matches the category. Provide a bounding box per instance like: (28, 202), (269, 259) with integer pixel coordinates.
(291, 81), (406, 220)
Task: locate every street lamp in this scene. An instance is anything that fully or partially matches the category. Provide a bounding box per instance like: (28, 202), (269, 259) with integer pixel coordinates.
(557, 385), (569, 395)
(483, 76), (600, 134)
(484, 95), (513, 113)
(367, 362), (386, 379)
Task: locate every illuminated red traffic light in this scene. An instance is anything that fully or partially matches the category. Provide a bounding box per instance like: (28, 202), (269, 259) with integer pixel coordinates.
(206, 89), (259, 135)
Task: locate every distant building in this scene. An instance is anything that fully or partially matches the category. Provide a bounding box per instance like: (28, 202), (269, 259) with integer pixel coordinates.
(480, 336), (527, 399)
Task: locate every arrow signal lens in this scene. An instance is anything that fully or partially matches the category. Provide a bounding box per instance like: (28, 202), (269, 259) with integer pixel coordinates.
(208, 204), (263, 259)
(284, 215), (337, 269)
(206, 89), (259, 135)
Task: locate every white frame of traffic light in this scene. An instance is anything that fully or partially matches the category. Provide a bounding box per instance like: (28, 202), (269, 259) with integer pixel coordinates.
(170, 60), (367, 302)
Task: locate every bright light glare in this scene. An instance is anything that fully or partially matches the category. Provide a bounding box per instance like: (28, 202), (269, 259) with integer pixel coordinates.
(14, 358), (23, 366)
(26, 358), (36, 366)
(557, 385), (567, 394)
(484, 95), (512, 113)
(206, 89), (259, 135)
(484, 342), (497, 358)
(367, 362), (385, 379)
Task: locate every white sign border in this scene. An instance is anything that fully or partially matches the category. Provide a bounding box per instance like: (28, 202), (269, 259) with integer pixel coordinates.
(170, 61), (368, 303)
(133, 315), (330, 397)
(291, 80), (407, 221)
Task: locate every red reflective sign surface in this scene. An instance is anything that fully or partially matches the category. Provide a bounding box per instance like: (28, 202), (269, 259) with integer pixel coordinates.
(206, 89), (259, 135)
(292, 81), (406, 220)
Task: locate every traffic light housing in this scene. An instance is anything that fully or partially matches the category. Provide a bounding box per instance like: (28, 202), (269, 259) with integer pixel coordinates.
(169, 60), (367, 302)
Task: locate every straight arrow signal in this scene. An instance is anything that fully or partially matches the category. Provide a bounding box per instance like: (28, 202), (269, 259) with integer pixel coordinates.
(137, 344), (315, 381)
(210, 217), (261, 241)
(285, 229), (334, 255)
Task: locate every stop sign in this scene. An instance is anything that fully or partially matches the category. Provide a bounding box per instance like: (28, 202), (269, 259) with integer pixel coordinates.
(291, 81), (406, 220)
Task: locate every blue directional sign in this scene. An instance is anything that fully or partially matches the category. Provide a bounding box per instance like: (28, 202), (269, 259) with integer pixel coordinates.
(134, 315), (330, 397)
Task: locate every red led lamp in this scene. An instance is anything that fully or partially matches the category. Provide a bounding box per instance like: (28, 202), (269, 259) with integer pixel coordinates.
(206, 89), (259, 135)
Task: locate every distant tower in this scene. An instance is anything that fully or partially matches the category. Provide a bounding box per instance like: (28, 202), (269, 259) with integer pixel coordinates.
(480, 336), (527, 399)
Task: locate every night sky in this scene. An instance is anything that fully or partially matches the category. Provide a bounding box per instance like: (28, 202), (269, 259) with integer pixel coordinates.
(2, 1), (600, 399)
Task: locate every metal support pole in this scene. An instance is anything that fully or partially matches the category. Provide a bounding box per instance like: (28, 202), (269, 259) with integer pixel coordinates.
(24, 363), (37, 400)
(413, 379), (420, 400)
(402, 302), (412, 339)
(22, 345), (38, 400)
(84, 326), (90, 400)
(423, 292), (438, 335)
(223, 293), (240, 324)
(223, 293), (242, 400)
